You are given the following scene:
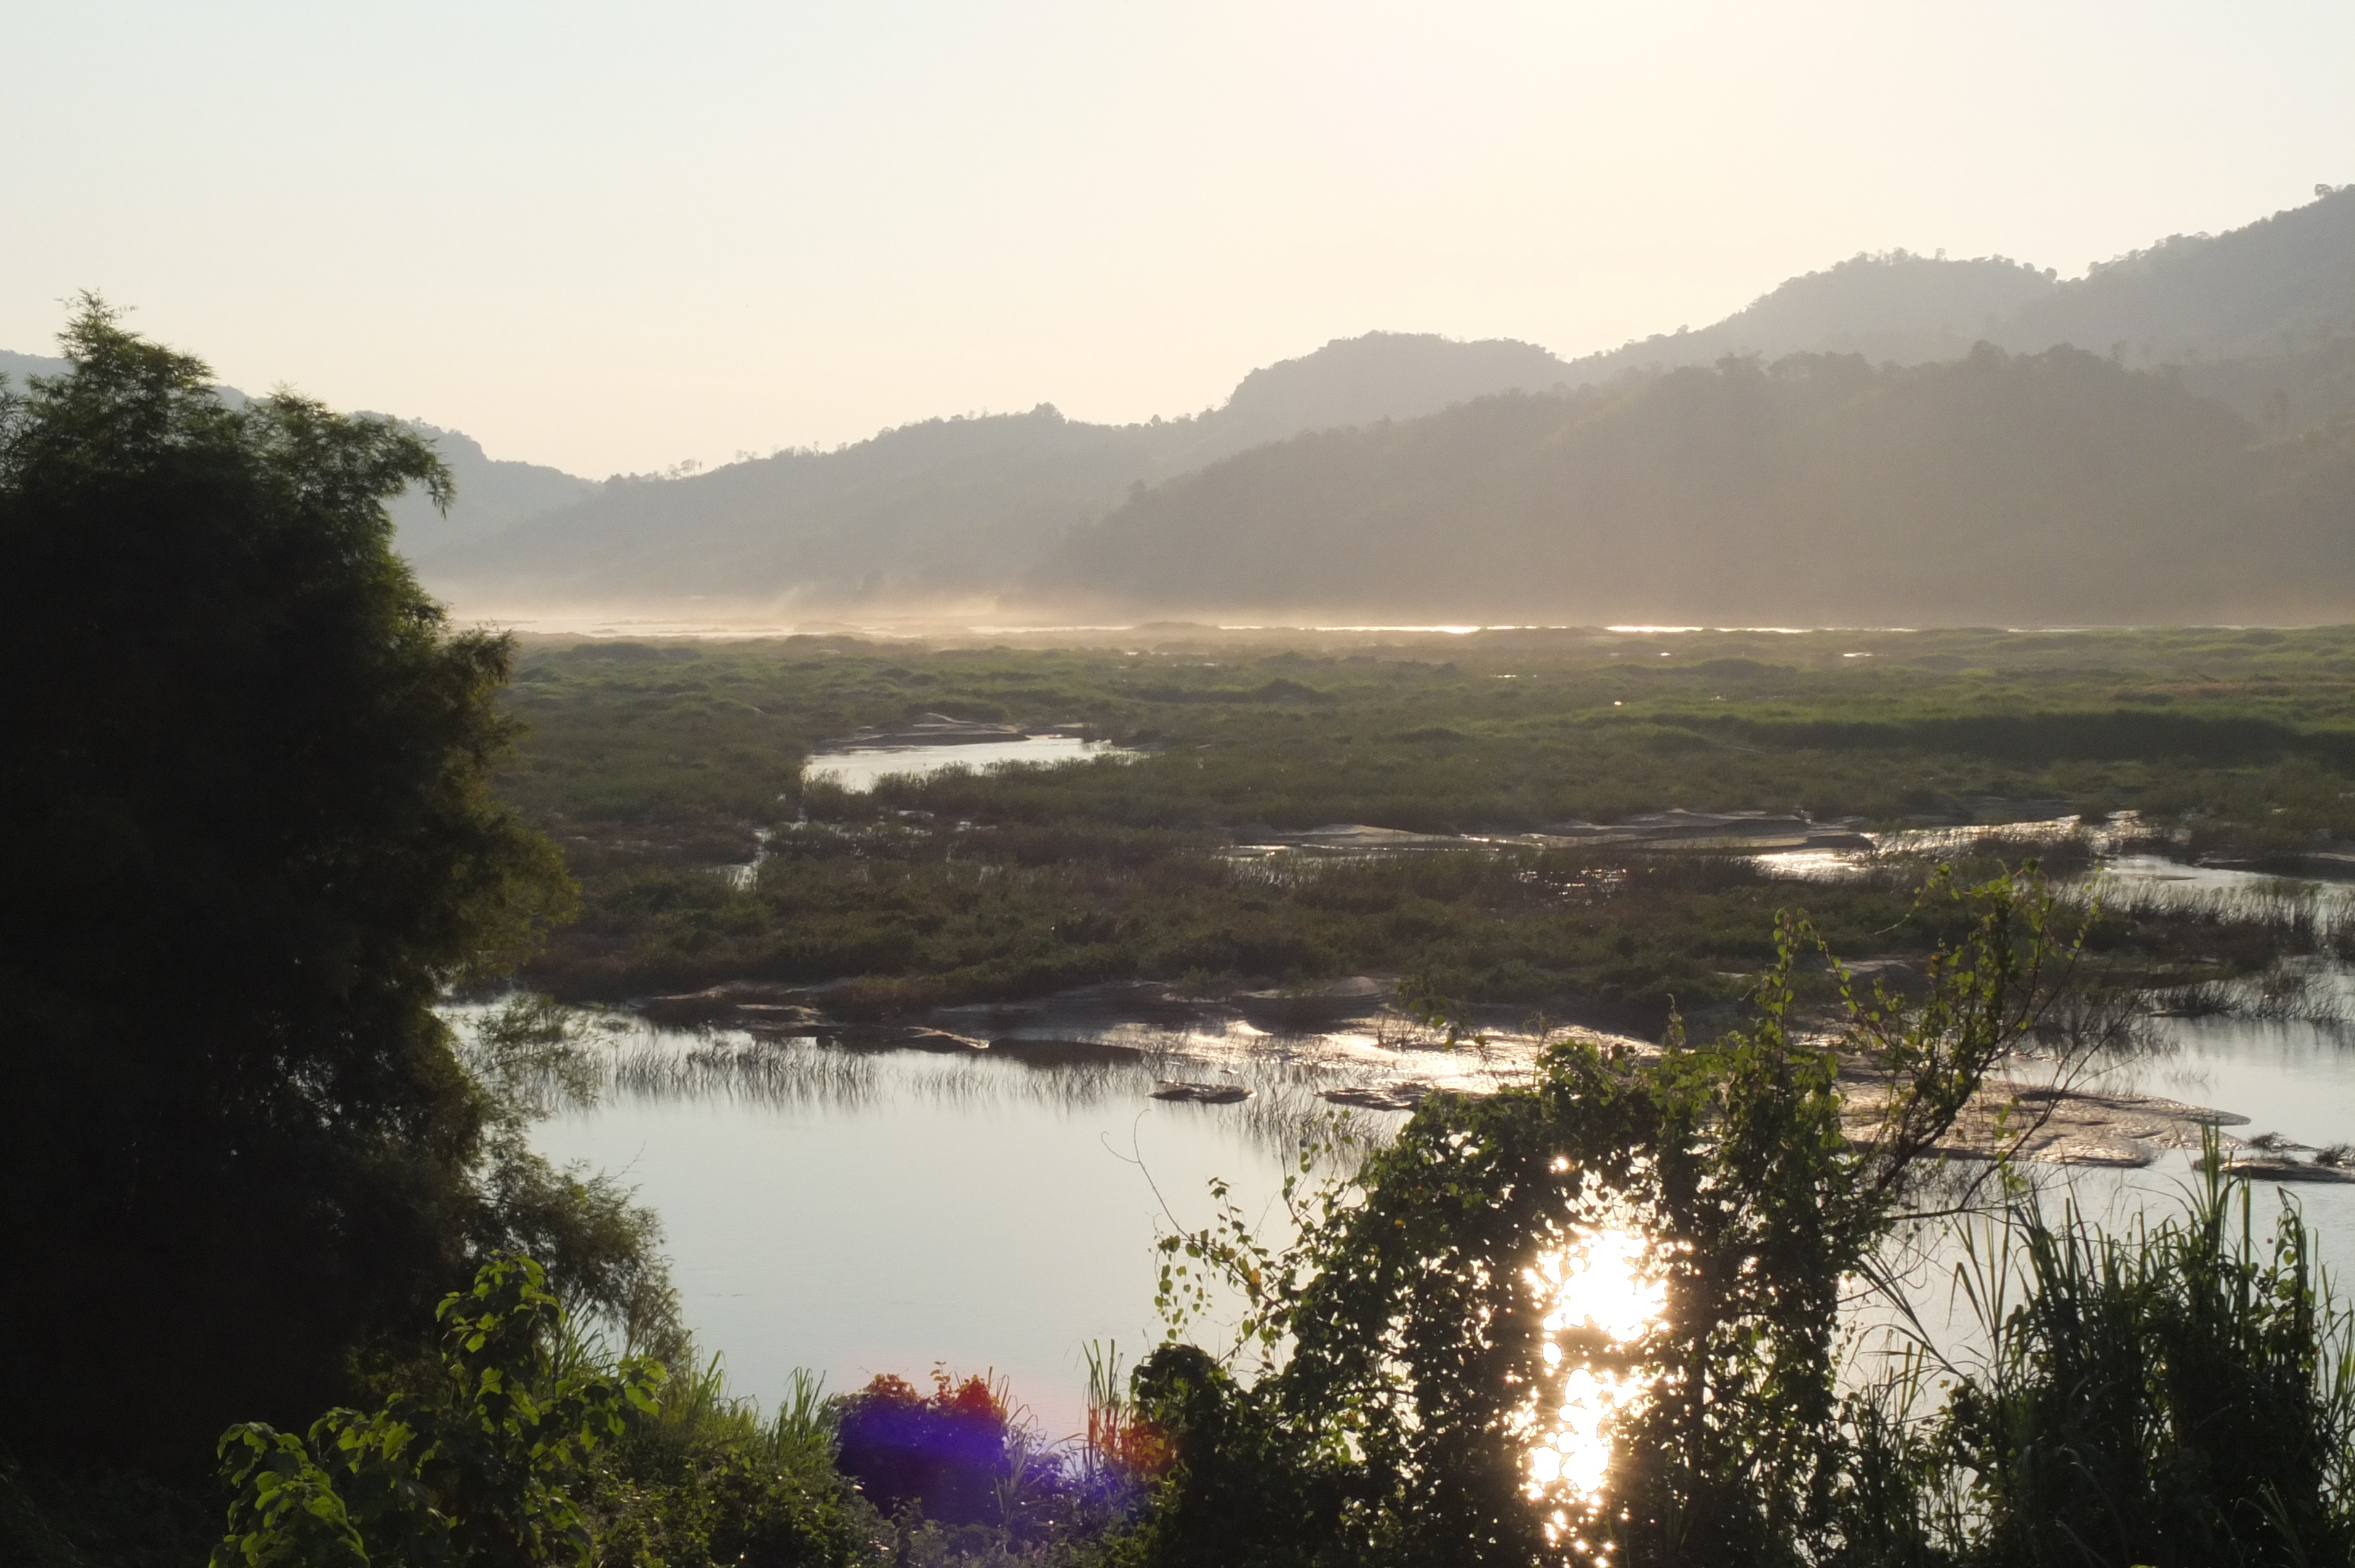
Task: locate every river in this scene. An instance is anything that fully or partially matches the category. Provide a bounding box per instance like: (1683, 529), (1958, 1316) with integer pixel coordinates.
(520, 819), (2355, 1440)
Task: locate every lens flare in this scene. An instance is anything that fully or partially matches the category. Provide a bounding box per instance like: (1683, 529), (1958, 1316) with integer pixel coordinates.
(1522, 1228), (1666, 1528)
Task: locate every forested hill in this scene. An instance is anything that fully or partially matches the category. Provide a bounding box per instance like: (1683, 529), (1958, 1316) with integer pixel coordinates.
(417, 331), (1576, 610)
(1996, 184), (2355, 364)
(1211, 331), (1571, 446)
(1554, 185), (2355, 394)
(1027, 346), (2355, 627)
(377, 423), (596, 559)
(0, 350), (72, 386)
(1550, 187), (2355, 423)
(1553, 253), (2065, 380)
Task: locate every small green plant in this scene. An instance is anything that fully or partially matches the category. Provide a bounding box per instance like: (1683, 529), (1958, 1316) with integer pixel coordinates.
(212, 1255), (662, 1568)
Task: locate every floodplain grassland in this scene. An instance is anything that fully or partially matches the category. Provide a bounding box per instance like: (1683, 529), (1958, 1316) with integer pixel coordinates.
(495, 623), (2355, 1016)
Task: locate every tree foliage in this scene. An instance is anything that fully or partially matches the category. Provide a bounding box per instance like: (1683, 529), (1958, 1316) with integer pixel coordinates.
(0, 301), (578, 1463)
(1038, 346), (2355, 627)
(214, 1255), (661, 1568)
(1123, 871), (2096, 1567)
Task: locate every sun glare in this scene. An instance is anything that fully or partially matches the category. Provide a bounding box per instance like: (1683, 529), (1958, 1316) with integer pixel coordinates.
(1522, 1229), (1667, 1547)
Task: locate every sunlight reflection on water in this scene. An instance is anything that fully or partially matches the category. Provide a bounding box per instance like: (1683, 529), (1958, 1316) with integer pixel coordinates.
(802, 736), (1132, 792)
(1523, 1227), (1667, 1548)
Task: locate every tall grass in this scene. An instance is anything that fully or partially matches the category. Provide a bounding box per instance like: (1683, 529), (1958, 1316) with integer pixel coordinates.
(1848, 1146), (2355, 1565)
(603, 1031), (881, 1108)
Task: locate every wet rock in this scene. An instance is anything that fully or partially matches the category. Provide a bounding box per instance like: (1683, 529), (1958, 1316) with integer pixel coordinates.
(933, 979), (1201, 1032)
(736, 1004), (830, 1034)
(1152, 1080), (1252, 1104)
(639, 982), (820, 1028)
(1839, 1076), (2250, 1168)
(1321, 1082), (1437, 1112)
(987, 1037), (1143, 1067)
(1260, 824), (1468, 852)
(834, 1025), (987, 1053)
(2220, 1158), (2355, 1184)
(1537, 809), (1815, 849)
(1235, 975), (1390, 1031)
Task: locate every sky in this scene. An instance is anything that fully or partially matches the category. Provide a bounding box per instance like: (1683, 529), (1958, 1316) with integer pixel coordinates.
(5, 1), (2352, 477)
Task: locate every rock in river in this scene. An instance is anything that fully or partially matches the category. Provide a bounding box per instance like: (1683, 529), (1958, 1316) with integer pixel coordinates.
(1153, 1080), (1252, 1104)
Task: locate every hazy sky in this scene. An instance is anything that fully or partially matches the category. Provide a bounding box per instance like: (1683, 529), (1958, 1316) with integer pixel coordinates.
(6, 1), (2351, 476)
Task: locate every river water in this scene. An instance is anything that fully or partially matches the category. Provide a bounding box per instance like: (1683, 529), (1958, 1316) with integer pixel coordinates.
(532, 1044), (1331, 1437)
(802, 736), (1130, 793)
(526, 832), (2355, 1439)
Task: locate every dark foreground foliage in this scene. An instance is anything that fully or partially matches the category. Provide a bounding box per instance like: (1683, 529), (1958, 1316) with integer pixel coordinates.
(1905, 1168), (2355, 1567)
(185, 1255), (1157, 1568)
(0, 306), (621, 1472)
(207, 1255), (862, 1568)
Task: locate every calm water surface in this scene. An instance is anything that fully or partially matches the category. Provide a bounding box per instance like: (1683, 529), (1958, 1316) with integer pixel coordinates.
(802, 737), (1130, 793)
(531, 1048), (1315, 1434)
(525, 852), (2355, 1434)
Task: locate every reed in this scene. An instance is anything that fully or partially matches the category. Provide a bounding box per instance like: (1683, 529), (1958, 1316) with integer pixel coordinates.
(1848, 1142), (2355, 1564)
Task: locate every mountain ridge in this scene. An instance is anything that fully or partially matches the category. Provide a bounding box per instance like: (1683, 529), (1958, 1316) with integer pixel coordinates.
(420, 185), (2355, 619)
(15, 182), (2354, 623)
(1028, 345), (2355, 627)
(415, 330), (1587, 612)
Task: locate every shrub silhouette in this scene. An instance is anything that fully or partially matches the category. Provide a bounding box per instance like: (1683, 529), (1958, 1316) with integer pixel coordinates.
(834, 1372), (1014, 1526)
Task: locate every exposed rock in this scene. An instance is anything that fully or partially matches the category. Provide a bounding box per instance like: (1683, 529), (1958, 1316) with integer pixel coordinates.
(1542, 809), (1812, 841)
(2221, 1158), (2355, 1184)
(1259, 823), (1469, 852)
(1533, 810), (1872, 853)
(932, 979), (1203, 1031)
(1153, 1080), (1252, 1104)
(1233, 975), (1391, 1032)
(832, 1025), (987, 1052)
(1839, 1075), (2249, 1168)
(1321, 1082), (1437, 1112)
(987, 1037), (1145, 1067)
(639, 981), (819, 1027)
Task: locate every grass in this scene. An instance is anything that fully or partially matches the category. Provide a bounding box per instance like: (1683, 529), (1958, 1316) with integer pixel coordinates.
(1852, 1146), (2355, 1563)
(490, 625), (2355, 1018)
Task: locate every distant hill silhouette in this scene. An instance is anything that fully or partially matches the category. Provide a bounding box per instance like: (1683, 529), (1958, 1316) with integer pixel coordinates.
(1995, 185), (2355, 363)
(16, 184), (2353, 624)
(1558, 252), (2061, 378)
(1213, 331), (1573, 443)
(1996, 184), (2355, 435)
(424, 186), (2355, 619)
(1029, 347), (2355, 627)
(419, 332), (1581, 610)
(377, 423), (595, 559)
(0, 350), (72, 387)
(426, 407), (1180, 608)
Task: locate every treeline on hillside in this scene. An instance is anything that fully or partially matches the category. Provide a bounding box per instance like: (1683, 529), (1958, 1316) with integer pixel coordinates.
(1028, 346), (2355, 626)
(1560, 185), (2355, 400)
(417, 333), (1574, 607)
(410, 188), (2355, 619)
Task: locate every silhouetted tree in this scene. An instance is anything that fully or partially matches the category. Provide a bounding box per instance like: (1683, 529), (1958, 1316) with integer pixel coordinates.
(0, 301), (575, 1466)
